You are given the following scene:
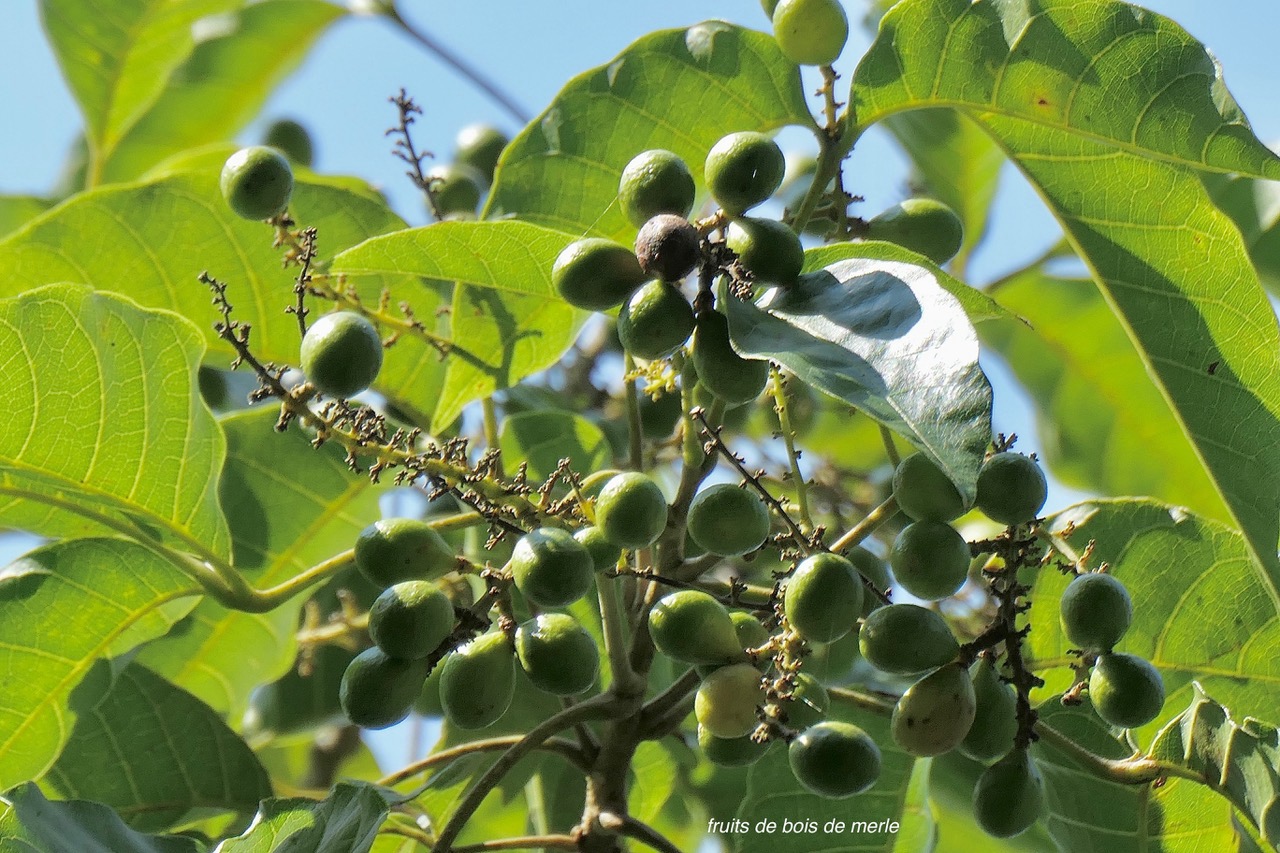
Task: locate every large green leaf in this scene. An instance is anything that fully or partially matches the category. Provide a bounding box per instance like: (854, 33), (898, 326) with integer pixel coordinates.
(0, 539), (199, 791)
(103, 0), (345, 184)
(332, 220), (582, 432)
(982, 269), (1228, 521)
(218, 782), (392, 853)
(45, 662), (270, 832)
(38, 0), (240, 181)
(0, 783), (200, 853)
(0, 283), (231, 563)
(1025, 500), (1280, 736)
(137, 408), (384, 719)
(854, 0), (1280, 179)
(724, 250), (994, 502)
(0, 196), (52, 239)
(499, 410), (609, 481)
(1206, 172), (1280, 297)
(485, 21), (812, 241)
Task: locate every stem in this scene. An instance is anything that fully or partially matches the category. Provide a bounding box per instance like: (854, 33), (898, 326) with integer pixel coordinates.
(625, 355), (644, 471)
(769, 366), (813, 532)
(828, 686), (896, 716)
(616, 815), (684, 853)
(452, 837), (579, 852)
(640, 668), (699, 728)
(378, 736), (588, 787)
(482, 396), (503, 478)
(599, 577), (641, 694)
(879, 425), (901, 467)
(829, 495), (897, 554)
(1033, 720), (1204, 785)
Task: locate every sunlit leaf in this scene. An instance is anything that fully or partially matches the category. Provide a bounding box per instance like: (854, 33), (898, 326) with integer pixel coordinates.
(218, 781), (392, 853)
(0, 783), (200, 853)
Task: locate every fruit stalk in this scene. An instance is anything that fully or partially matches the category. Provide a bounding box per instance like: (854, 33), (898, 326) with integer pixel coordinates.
(769, 366), (815, 531)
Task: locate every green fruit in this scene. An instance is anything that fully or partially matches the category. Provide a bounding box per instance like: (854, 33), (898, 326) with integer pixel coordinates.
(635, 214), (701, 281)
(510, 527), (594, 608)
(637, 389), (683, 440)
(596, 472), (668, 550)
(865, 198), (964, 266)
(691, 310), (769, 405)
(1060, 573), (1132, 651)
(698, 724), (771, 767)
(440, 631), (516, 729)
(515, 613), (600, 696)
(687, 483), (771, 557)
(892, 453), (965, 522)
(705, 132), (785, 215)
(847, 546), (890, 616)
(617, 280), (696, 360)
(760, 0), (781, 18)
(725, 216), (804, 285)
(426, 162), (484, 215)
(221, 145), (293, 220)
(696, 662), (764, 739)
(580, 468), (625, 501)
(1089, 653), (1165, 729)
(781, 672), (829, 730)
(772, 0), (849, 66)
(619, 149), (696, 228)
(454, 123), (509, 182)
(552, 238), (648, 311)
(300, 311), (383, 398)
(355, 517), (456, 588)
(860, 604), (960, 676)
(889, 520), (971, 601)
(263, 118), (314, 167)
(972, 749), (1045, 838)
(892, 663), (977, 756)
(788, 721), (881, 798)
(339, 647), (429, 730)
(414, 662), (444, 716)
(976, 452), (1048, 526)
(960, 658), (1019, 763)
(649, 590), (744, 666)
(368, 580), (456, 659)
(784, 552), (863, 643)
(574, 525), (621, 573)
(730, 611), (770, 653)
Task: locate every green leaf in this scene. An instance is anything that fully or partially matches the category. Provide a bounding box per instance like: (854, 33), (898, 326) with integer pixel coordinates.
(982, 269), (1229, 521)
(0, 283), (231, 562)
(853, 0), (1280, 179)
(486, 21), (812, 241)
(44, 662), (270, 832)
(103, 0), (345, 184)
(723, 252), (993, 503)
(1026, 500), (1280, 736)
(137, 408), (383, 719)
(0, 539), (199, 792)
(38, 0), (240, 179)
(1149, 683), (1280, 847)
(0, 783), (200, 853)
(1206, 172), (1280, 297)
(499, 410), (609, 482)
(1034, 698), (1236, 852)
(217, 781), (392, 853)
(332, 220), (583, 432)
(0, 196), (52, 239)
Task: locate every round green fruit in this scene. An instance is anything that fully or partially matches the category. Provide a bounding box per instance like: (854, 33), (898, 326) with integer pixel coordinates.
(300, 311), (383, 398)
(368, 581), (455, 660)
(865, 198), (964, 266)
(574, 525), (621, 573)
(595, 472), (668, 549)
(699, 724), (771, 767)
(696, 662), (765, 739)
(893, 453), (965, 522)
(973, 749), (1045, 838)
(619, 149), (696, 228)
(687, 483), (771, 557)
(771, 0), (849, 66)
(552, 238), (648, 311)
(1060, 573), (1132, 652)
(761, 0), (780, 18)
(515, 613), (600, 696)
(221, 145), (293, 220)
(781, 672), (829, 730)
(725, 216), (804, 285)
(440, 631), (516, 730)
(426, 162), (484, 216)
(784, 552), (862, 643)
(354, 517), (455, 588)
(339, 647), (429, 730)
(263, 118), (314, 167)
(637, 389), (683, 440)
(889, 520), (970, 601)
(976, 452), (1048, 526)
(649, 590), (744, 666)
(414, 662), (444, 716)
(960, 658), (1018, 763)
(848, 546), (890, 616)
(788, 721), (881, 798)
(730, 610), (770, 653)
(691, 310), (769, 406)
(1089, 652), (1165, 729)
(860, 603), (960, 676)
(634, 214), (701, 282)
(617, 280), (696, 360)
(705, 132), (785, 215)
(454, 123), (508, 183)
(510, 527), (594, 608)
(891, 663), (977, 757)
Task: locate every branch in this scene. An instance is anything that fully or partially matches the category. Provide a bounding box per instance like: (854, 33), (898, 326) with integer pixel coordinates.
(640, 668), (699, 732)
(769, 366), (814, 531)
(453, 836), (579, 852)
(614, 814), (684, 853)
(379, 736), (588, 787)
